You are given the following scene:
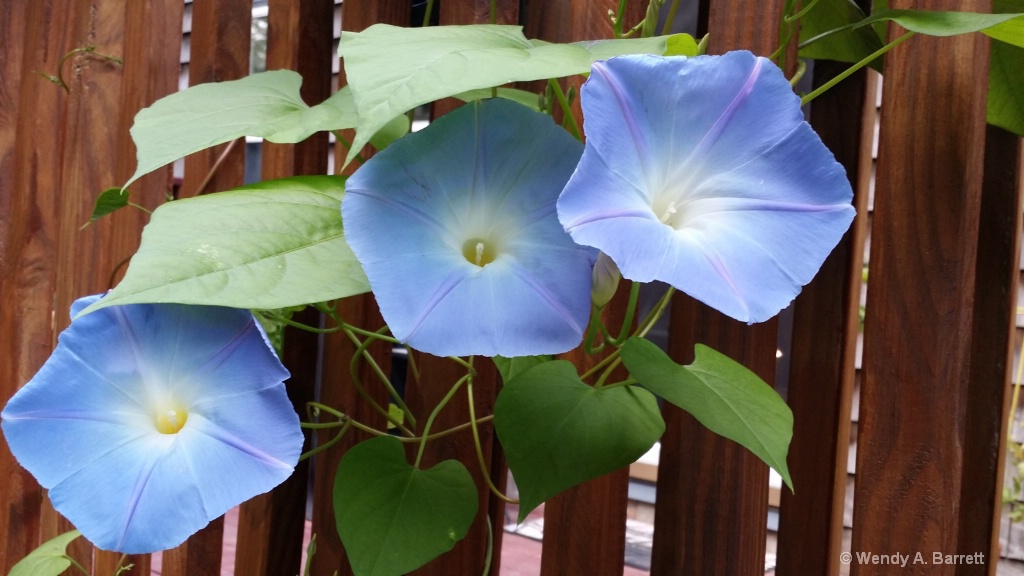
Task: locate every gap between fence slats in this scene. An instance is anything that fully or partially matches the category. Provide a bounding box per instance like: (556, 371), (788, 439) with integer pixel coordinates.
(957, 126), (1023, 576)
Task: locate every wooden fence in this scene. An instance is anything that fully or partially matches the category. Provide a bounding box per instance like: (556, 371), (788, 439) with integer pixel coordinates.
(0, 0), (1021, 575)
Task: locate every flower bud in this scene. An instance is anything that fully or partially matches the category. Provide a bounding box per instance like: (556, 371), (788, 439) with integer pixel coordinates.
(591, 251), (621, 308)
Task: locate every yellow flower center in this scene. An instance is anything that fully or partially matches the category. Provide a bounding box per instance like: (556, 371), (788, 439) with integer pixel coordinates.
(155, 405), (189, 434)
(462, 238), (497, 267)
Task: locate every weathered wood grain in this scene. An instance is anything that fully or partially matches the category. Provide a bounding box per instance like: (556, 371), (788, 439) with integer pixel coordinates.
(850, 0), (992, 573)
(774, 62), (874, 576)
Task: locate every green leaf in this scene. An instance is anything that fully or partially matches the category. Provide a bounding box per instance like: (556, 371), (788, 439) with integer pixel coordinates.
(9, 530), (82, 576)
(125, 71), (357, 189)
(492, 355), (551, 383)
(798, 0), (884, 67)
(493, 361), (664, 521)
(368, 113), (411, 151)
(89, 187), (131, 221)
(664, 33), (700, 57)
(989, 33), (1024, 135)
(621, 338), (794, 490)
(78, 175), (369, 316)
(453, 87), (544, 111)
(338, 24), (683, 165)
(334, 436), (478, 576)
(859, 9), (1021, 37)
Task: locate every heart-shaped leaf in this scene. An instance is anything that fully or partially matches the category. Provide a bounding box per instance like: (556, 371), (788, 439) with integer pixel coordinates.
(79, 176), (369, 316)
(9, 530), (82, 576)
(494, 360), (664, 521)
(492, 355), (551, 384)
(621, 337), (794, 489)
(334, 436), (478, 576)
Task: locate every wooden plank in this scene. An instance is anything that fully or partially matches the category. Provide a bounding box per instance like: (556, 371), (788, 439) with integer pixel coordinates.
(161, 1), (250, 574)
(38, 1), (179, 572)
(0, 0), (71, 572)
(310, 3), (410, 574)
(399, 3), (519, 575)
(234, 2), (335, 575)
(957, 128), (1023, 576)
(514, 3), (646, 575)
(179, 0), (251, 199)
(774, 62), (874, 576)
(539, 286), (635, 576)
(849, 0), (991, 573)
(402, 356), (505, 576)
(649, 1), (785, 574)
(429, 0), (520, 119)
(309, 298), (392, 576)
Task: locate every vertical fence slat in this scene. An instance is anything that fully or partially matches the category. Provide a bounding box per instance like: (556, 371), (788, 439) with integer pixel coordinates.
(0, 1), (72, 571)
(91, 5), (184, 571)
(650, 2), (785, 574)
(850, 0), (991, 572)
(402, 357), (505, 576)
(774, 61), (873, 575)
(179, 0), (251, 199)
(539, 287), (636, 576)
(515, 4), (645, 575)
(44, 0), (180, 572)
(162, 1), (251, 574)
(400, 3), (518, 575)
(958, 128), (1023, 574)
(311, 4), (409, 574)
(310, 299), (392, 575)
(234, 1), (334, 575)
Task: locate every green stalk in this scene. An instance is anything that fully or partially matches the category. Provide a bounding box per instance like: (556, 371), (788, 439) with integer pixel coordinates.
(414, 374), (471, 468)
(548, 78), (581, 140)
(802, 31), (915, 105)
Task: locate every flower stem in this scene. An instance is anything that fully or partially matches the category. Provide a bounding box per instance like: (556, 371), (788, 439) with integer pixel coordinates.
(801, 31), (915, 106)
(347, 328), (416, 434)
(661, 0), (680, 35)
(599, 282), (641, 347)
(414, 374), (470, 468)
(422, 0), (435, 27)
(332, 130), (367, 165)
(548, 78), (581, 141)
(466, 365), (519, 504)
(583, 306), (607, 355)
(299, 420), (352, 462)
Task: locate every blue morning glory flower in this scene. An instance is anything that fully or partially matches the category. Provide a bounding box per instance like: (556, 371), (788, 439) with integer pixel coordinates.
(0, 296), (303, 553)
(558, 52), (856, 323)
(343, 99), (594, 357)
